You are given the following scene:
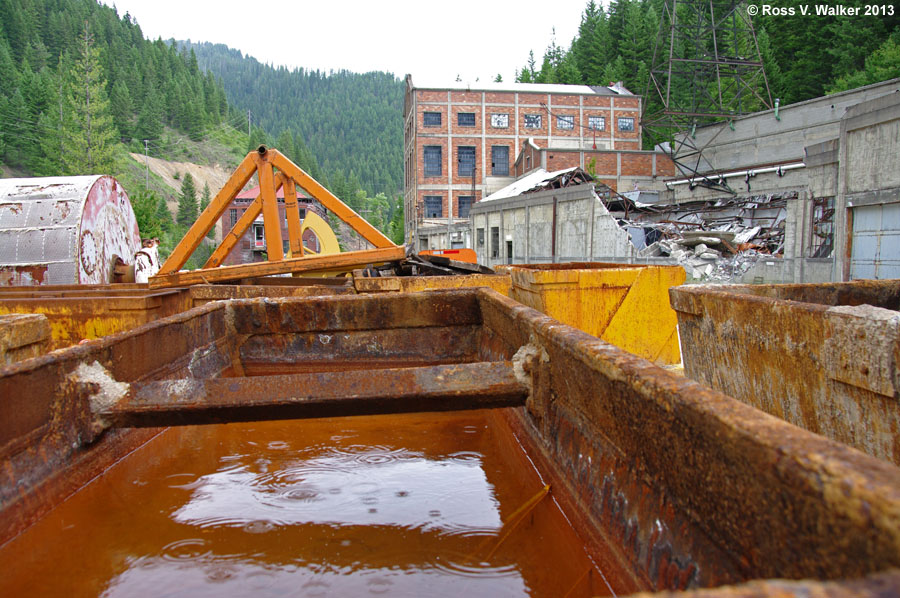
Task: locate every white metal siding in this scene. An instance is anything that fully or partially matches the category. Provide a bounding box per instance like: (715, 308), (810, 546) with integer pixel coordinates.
(850, 202), (900, 279)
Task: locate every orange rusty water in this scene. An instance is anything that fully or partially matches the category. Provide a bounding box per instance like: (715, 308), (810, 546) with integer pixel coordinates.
(0, 410), (618, 597)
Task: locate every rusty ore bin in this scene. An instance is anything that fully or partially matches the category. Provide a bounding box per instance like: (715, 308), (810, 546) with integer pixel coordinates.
(352, 273), (511, 296)
(498, 262), (685, 364)
(0, 281), (354, 353)
(1, 289), (898, 596)
(670, 278), (900, 465)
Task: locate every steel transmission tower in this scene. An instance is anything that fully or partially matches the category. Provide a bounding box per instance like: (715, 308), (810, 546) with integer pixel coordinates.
(643, 0), (772, 192)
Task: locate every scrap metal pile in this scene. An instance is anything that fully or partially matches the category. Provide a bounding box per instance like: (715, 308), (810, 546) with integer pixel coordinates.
(599, 185), (812, 281)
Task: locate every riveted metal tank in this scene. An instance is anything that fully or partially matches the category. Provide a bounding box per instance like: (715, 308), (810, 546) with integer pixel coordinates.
(0, 176), (141, 286)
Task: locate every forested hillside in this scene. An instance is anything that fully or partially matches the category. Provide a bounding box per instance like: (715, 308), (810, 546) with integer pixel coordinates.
(0, 0), (404, 262)
(180, 41), (405, 198)
(517, 0), (900, 137)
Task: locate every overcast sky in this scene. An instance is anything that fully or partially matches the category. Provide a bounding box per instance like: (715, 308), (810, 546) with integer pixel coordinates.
(101, 0), (596, 83)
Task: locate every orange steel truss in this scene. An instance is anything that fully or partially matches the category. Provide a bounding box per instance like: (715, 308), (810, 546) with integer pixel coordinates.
(150, 146), (403, 289)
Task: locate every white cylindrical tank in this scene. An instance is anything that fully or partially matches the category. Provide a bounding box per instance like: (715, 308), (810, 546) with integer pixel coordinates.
(0, 176), (141, 285)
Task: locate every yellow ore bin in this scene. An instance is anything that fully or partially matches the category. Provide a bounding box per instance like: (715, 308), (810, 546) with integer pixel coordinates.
(498, 262), (685, 365)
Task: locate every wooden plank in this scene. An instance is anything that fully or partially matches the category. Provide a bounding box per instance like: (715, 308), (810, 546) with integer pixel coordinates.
(149, 246), (406, 288)
(158, 152), (258, 275)
(101, 361), (527, 427)
(268, 149), (396, 249)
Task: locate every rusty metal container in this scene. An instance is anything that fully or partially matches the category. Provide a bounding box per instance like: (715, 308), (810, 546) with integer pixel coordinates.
(0, 176), (141, 285)
(0, 313), (50, 364)
(0, 282), (353, 352)
(498, 262), (685, 364)
(671, 279), (900, 465)
(353, 273), (511, 295)
(1, 289), (898, 596)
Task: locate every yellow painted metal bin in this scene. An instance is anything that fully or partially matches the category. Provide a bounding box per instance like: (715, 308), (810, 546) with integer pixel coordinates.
(497, 262), (686, 364)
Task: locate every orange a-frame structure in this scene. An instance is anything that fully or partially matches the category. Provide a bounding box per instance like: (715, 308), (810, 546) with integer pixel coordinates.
(149, 146), (404, 289)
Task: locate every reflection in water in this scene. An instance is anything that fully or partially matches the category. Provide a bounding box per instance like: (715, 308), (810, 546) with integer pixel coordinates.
(0, 410), (614, 597)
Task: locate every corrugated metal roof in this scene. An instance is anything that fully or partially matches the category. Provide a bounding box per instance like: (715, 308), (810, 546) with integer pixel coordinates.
(482, 167), (580, 202)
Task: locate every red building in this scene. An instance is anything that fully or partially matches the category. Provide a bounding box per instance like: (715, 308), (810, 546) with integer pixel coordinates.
(403, 75), (675, 247)
(218, 186), (326, 266)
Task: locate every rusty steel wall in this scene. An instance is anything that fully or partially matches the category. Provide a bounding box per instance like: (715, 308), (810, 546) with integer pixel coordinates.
(475, 289), (900, 590)
(1, 290), (899, 597)
(0, 176), (141, 285)
(671, 280), (900, 465)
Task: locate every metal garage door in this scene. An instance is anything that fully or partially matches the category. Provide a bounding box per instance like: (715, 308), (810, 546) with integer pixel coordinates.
(850, 202), (900, 279)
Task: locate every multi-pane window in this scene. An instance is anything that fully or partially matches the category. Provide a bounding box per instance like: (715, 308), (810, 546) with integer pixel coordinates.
(491, 145), (509, 176)
(458, 146), (476, 177)
(588, 116), (605, 131)
(490, 227), (500, 258)
(424, 146), (442, 176)
(617, 117), (635, 132)
(491, 113), (509, 128)
(424, 196), (442, 218)
(424, 112), (441, 126)
(229, 208), (239, 229)
(457, 196), (473, 219)
(477, 228), (485, 247)
(557, 115), (575, 130)
(458, 112), (476, 127)
(524, 114), (542, 129)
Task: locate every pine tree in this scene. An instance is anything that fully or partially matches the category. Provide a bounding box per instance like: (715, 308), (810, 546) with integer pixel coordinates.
(59, 22), (118, 175)
(156, 196), (174, 233)
(176, 172), (198, 228)
(200, 182), (214, 238)
(109, 79), (133, 139)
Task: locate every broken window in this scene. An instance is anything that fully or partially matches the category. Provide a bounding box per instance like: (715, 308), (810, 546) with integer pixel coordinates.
(424, 196), (442, 218)
(810, 196), (835, 258)
(491, 145), (509, 176)
(423, 112), (441, 127)
(490, 227), (500, 258)
(458, 112), (475, 127)
(524, 114), (542, 129)
(491, 113), (509, 128)
(458, 146), (476, 177)
(477, 227), (485, 247)
(424, 146), (442, 176)
(557, 115), (574, 130)
(457, 196), (473, 219)
(617, 117), (634, 132)
(588, 116), (605, 131)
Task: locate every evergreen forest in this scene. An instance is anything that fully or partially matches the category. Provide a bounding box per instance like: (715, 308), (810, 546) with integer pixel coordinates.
(517, 0), (900, 144)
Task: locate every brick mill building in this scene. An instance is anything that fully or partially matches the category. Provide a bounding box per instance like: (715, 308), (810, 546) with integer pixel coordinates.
(403, 75), (675, 249)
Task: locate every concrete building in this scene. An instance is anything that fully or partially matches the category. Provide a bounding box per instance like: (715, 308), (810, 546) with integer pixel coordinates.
(404, 76), (675, 251)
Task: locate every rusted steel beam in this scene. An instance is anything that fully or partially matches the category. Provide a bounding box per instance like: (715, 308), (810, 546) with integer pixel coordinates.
(268, 149), (395, 249)
(158, 151), (258, 275)
(148, 246), (406, 288)
(283, 177), (303, 257)
(100, 361), (526, 427)
(255, 153), (285, 261)
(204, 195), (262, 268)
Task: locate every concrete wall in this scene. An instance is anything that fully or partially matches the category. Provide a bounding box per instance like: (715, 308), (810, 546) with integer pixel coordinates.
(680, 78), (900, 175)
(834, 91), (900, 280)
(469, 184), (638, 269)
